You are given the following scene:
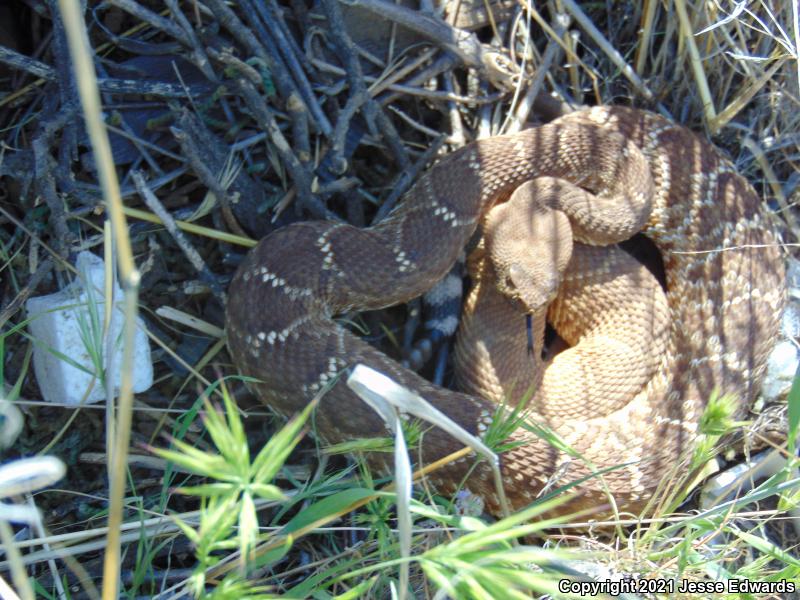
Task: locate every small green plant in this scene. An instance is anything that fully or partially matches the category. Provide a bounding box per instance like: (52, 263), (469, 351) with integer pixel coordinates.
(417, 498), (577, 599)
(150, 379), (316, 598)
(691, 391), (743, 468)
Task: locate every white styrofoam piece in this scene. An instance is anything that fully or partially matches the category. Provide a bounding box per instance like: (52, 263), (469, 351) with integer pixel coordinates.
(26, 252), (153, 405)
(762, 339), (799, 402)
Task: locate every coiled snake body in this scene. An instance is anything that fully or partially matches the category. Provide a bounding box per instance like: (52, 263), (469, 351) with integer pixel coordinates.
(226, 107), (785, 514)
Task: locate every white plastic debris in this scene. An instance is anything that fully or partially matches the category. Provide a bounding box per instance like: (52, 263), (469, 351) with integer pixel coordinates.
(762, 339), (799, 402)
(760, 258), (800, 402)
(0, 396), (23, 449)
(786, 256), (800, 303)
(701, 448), (800, 540)
(25, 251), (153, 405)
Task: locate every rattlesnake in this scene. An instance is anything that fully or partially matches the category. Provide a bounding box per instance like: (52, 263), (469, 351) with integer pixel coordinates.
(226, 106), (785, 515)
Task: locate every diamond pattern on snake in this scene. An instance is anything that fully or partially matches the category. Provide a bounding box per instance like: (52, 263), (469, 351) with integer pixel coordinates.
(226, 106), (785, 515)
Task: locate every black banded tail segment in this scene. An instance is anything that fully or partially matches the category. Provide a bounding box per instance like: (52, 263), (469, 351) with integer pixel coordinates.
(403, 257), (465, 374)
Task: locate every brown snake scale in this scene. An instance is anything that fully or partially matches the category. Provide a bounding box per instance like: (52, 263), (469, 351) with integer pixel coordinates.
(226, 107), (786, 515)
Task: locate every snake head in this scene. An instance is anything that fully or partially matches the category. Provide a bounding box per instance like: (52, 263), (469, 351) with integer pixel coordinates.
(485, 181), (574, 314)
(500, 260), (563, 312)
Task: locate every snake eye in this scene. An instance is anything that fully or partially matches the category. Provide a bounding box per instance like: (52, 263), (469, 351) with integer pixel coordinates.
(508, 263), (525, 288)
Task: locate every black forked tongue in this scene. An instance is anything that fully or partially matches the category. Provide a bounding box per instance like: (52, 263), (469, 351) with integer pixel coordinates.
(526, 314), (534, 357)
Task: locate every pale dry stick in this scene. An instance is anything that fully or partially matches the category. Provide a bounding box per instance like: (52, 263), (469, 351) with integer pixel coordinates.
(367, 47), (439, 97)
(558, 0), (656, 103)
(387, 105), (457, 142)
(565, 30), (582, 104)
(170, 115), (251, 235)
(154, 306), (225, 338)
(505, 11), (569, 134)
(0, 45), (208, 97)
(377, 54), (461, 106)
(316, 177), (361, 196)
(102, 224), (119, 461)
(0, 521), (33, 600)
(516, 1), (581, 79)
(25, 496), (84, 600)
(0, 575), (22, 600)
(673, 0), (717, 129)
(105, 123), (186, 165)
(105, 0), (189, 44)
(442, 72), (466, 146)
(12, 397), (274, 418)
(363, 74), (508, 103)
(338, 0), (489, 73)
(635, 0), (658, 75)
(696, 3), (758, 85)
(650, 4), (679, 87)
(710, 56), (786, 132)
(57, 3), (141, 598)
(310, 53), (494, 106)
(386, 0), (404, 66)
(495, 6), (532, 134)
(0, 492), (286, 570)
(739, 2), (797, 60)
(742, 135), (800, 236)
(123, 206), (255, 247)
(1, 530), (171, 570)
(328, 89), (370, 175)
(79, 451), (204, 471)
(6, 492), (378, 555)
(793, 0), (800, 96)
(132, 172), (225, 302)
(208, 47), (262, 85)
(552, 2), (581, 101)
(287, 92), (311, 167)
